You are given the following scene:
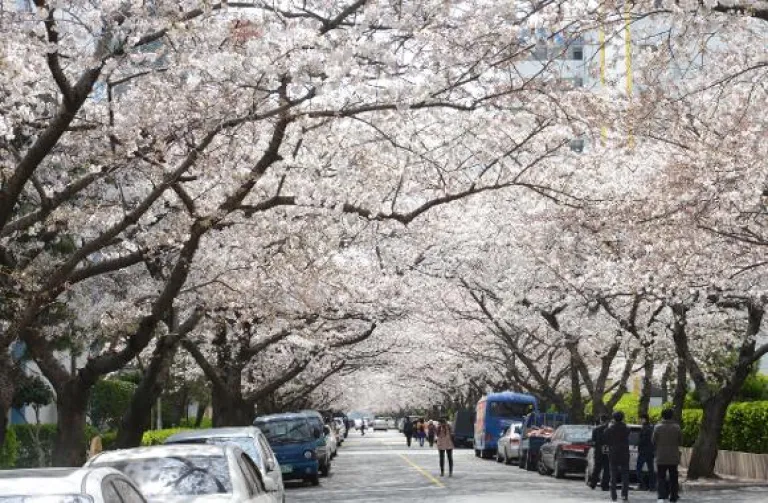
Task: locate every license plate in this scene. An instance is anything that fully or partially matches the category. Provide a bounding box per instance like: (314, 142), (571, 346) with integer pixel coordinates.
(280, 465), (292, 474)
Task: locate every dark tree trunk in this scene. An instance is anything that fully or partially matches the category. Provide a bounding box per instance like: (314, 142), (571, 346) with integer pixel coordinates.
(115, 344), (180, 449)
(673, 356), (687, 422)
(195, 400), (208, 427)
(638, 350), (654, 418)
(569, 361), (584, 423)
(687, 398), (729, 480)
(212, 387), (253, 427)
(51, 381), (89, 467)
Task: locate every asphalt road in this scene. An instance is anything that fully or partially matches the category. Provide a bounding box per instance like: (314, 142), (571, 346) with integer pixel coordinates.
(286, 429), (768, 502)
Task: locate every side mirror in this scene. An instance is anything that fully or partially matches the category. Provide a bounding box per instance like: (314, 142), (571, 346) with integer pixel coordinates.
(266, 458), (276, 472)
(264, 478), (279, 493)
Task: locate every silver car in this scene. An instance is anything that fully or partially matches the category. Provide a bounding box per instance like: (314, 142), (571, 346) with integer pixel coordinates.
(0, 467), (146, 503)
(164, 427), (284, 503)
(496, 423), (523, 464)
(86, 444), (281, 503)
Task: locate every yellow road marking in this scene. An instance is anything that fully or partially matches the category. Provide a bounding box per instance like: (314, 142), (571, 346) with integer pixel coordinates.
(399, 454), (445, 488)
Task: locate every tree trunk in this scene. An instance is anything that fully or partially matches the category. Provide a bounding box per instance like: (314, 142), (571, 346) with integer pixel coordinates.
(51, 380), (89, 467)
(212, 388), (253, 427)
(0, 356), (15, 452)
(687, 398), (729, 479)
(194, 400), (208, 427)
(569, 361), (584, 423)
(638, 350), (654, 418)
(115, 344), (180, 449)
(673, 356), (687, 422)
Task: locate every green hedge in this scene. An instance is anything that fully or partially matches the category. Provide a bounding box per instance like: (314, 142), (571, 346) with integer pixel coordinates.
(610, 395), (768, 454)
(10, 424), (99, 468)
(0, 428), (19, 469)
(141, 428), (190, 446)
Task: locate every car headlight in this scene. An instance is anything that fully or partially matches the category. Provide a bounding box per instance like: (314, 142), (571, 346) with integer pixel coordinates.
(304, 450), (315, 459)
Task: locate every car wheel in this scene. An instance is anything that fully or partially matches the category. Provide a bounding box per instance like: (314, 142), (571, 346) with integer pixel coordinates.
(320, 462), (330, 477)
(537, 456), (550, 476)
(475, 449), (481, 458)
(518, 450), (526, 469)
(553, 454), (565, 479)
(505, 450), (513, 465)
(496, 449), (504, 463)
(308, 475), (320, 486)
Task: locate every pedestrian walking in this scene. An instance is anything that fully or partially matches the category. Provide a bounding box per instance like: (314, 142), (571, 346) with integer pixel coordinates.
(653, 408), (682, 503)
(403, 417), (414, 447)
(427, 420), (436, 447)
(436, 418), (454, 477)
(589, 414), (611, 491)
(416, 419), (426, 447)
(605, 411), (631, 502)
(636, 414), (656, 491)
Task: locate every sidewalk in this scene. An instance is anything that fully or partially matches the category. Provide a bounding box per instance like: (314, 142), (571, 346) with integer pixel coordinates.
(681, 469), (768, 491)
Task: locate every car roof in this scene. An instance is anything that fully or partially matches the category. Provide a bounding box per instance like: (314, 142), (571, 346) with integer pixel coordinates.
(88, 443), (231, 465)
(0, 467), (121, 496)
(484, 391), (537, 403)
(254, 412), (309, 423)
(165, 427), (261, 442)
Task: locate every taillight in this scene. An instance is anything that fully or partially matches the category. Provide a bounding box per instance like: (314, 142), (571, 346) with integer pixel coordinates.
(510, 439), (520, 444)
(562, 444), (589, 453)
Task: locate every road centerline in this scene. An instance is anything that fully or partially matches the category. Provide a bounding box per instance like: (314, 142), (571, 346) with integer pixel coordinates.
(399, 453), (445, 489)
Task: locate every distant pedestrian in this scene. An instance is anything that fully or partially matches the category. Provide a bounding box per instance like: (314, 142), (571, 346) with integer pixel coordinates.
(653, 408), (682, 503)
(403, 417), (414, 447)
(589, 414), (610, 491)
(436, 418), (454, 477)
(604, 411), (630, 502)
(416, 419), (426, 447)
(636, 413), (656, 491)
(427, 421), (436, 447)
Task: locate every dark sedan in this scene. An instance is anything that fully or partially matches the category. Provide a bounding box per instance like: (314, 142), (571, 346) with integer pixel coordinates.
(538, 425), (594, 478)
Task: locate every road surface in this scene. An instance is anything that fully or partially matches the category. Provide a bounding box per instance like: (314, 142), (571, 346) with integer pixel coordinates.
(287, 429), (768, 502)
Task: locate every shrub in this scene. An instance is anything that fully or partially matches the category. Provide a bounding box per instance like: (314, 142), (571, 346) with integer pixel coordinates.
(89, 379), (137, 431)
(178, 417), (213, 429)
(0, 428), (19, 469)
(141, 428), (190, 446)
(12, 424), (100, 468)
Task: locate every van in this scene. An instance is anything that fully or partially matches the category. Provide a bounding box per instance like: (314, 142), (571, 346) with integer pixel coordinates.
(254, 413), (321, 486)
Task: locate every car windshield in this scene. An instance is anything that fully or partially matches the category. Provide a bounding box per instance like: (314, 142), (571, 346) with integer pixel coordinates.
(489, 401), (534, 419)
(0, 496), (92, 503)
(93, 455), (232, 497)
(255, 419), (313, 444)
(563, 427), (593, 442)
(172, 437), (263, 466)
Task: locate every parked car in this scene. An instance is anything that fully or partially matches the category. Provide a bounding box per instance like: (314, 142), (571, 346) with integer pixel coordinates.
(86, 444), (281, 502)
(518, 412), (569, 471)
(298, 410), (332, 477)
(496, 422), (523, 464)
(386, 417), (397, 429)
(0, 467), (146, 503)
(324, 424), (338, 459)
(164, 427), (284, 503)
(538, 424), (594, 478)
(585, 424), (643, 484)
(372, 417), (390, 431)
(333, 418), (346, 442)
(254, 413), (321, 486)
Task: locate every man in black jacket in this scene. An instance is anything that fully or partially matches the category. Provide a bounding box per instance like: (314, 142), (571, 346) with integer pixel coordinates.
(605, 411), (631, 502)
(589, 414), (610, 491)
(636, 414), (656, 490)
(403, 417), (414, 447)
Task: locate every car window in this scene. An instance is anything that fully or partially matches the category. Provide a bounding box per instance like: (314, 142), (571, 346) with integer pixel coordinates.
(257, 435), (275, 463)
(93, 455), (233, 497)
(240, 453), (265, 495)
(102, 478), (122, 502)
(112, 479), (146, 503)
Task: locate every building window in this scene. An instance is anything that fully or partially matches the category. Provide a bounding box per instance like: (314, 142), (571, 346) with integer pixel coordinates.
(533, 42), (548, 61)
(569, 138), (585, 153)
(571, 46), (584, 61)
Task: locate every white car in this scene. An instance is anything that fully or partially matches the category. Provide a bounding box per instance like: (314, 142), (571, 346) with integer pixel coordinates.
(86, 444), (281, 503)
(0, 467), (146, 503)
(386, 417), (397, 429)
(164, 427), (284, 503)
(496, 423), (523, 464)
(324, 425), (338, 458)
(372, 417), (389, 431)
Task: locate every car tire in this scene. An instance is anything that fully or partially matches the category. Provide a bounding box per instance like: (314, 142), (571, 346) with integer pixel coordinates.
(553, 454), (565, 479)
(496, 449), (504, 463)
(320, 462), (330, 477)
(505, 450), (513, 465)
(309, 475), (320, 486)
(538, 456), (551, 476)
(518, 450), (526, 469)
(475, 449), (480, 458)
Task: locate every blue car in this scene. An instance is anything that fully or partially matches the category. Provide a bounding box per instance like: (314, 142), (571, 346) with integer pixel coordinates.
(254, 413), (321, 486)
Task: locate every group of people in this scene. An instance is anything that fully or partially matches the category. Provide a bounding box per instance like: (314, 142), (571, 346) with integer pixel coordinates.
(403, 417), (455, 477)
(589, 408), (682, 503)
